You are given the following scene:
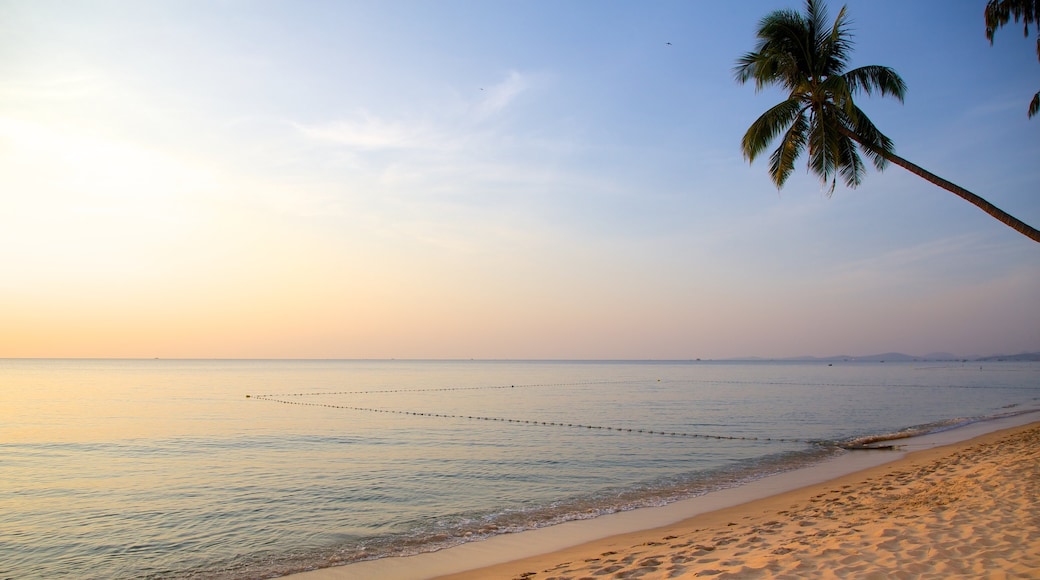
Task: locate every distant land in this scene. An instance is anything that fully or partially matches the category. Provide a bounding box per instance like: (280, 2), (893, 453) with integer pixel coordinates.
(971, 352), (1040, 362)
(750, 351), (1040, 363)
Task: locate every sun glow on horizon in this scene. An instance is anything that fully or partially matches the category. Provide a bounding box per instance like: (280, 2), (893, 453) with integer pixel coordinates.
(1, 1), (1038, 360)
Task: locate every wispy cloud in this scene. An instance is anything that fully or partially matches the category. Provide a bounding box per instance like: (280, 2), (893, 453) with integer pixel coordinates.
(827, 231), (1012, 288)
(294, 112), (442, 151)
(294, 70), (537, 151)
(475, 70), (531, 119)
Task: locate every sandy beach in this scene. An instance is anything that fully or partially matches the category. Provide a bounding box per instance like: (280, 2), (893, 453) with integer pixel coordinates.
(289, 421), (1040, 579)
(439, 423), (1040, 580)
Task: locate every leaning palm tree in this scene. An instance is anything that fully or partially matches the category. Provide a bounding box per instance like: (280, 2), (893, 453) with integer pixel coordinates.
(735, 0), (1040, 243)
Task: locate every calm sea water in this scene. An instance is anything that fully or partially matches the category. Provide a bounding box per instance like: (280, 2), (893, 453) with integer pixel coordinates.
(2, 359), (1038, 579)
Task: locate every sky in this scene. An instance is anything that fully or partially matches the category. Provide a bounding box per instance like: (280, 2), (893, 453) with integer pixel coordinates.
(1, 0), (1038, 359)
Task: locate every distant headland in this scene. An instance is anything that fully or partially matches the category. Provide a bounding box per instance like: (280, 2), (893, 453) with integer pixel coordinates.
(740, 352), (1040, 363)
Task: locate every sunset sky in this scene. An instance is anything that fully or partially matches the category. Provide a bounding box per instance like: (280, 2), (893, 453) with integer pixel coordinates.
(2, 0), (1038, 359)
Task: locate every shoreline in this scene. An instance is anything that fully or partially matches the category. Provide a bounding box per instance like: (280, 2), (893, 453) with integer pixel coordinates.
(282, 412), (1040, 579)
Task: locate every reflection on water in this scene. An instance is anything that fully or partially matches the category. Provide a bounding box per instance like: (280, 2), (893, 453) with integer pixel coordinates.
(1, 359), (1037, 578)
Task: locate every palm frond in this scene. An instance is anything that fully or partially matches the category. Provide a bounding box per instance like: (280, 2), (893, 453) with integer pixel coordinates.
(818, 75), (855, 117)
(804, 0), (829, 44)
(1029, 90), (1040, 117)
(807, 109), (839, 192)
(825, 5), (852, 66)
(734, 50), (797, 91)
(844, 66), (907, 101)
(835, 128), (866, 190)
(768, 111), (809, 188)
(986, 0), (1040, 47)
(735, 9), (811, 91)
(842, 105), (895, 171)
(817, 3), (852, 80)
(741, 98), (806, 162)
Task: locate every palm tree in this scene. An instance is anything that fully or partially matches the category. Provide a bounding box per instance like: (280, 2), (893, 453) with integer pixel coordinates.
(735, 0), (1040, 243)
(985, 0), (1040, 118)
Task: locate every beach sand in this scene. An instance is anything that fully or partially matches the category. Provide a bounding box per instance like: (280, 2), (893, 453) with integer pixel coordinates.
(438, 423), (1040, 579)
(288, 422), (1040, 580)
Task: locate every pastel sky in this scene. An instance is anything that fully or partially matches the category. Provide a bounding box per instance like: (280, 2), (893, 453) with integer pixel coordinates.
(2, 0), (1038, 359)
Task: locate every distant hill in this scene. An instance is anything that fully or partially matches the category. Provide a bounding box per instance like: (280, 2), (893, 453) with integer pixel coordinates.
(922, 352), (961, 361)
(723, 351), (1040, 362)
(773, 352), (1040, 362)
(843, 352), (919, 362)
(975, 352), (1040, 362)
(780, 352), (946, 362)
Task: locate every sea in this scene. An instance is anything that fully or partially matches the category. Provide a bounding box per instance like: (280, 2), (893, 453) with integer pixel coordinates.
(2, 358), (1038, 579)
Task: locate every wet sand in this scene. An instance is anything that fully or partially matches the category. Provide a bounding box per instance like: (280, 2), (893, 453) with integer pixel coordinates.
(438, 422), (1040, 579)
(286, 420), (1040, 579)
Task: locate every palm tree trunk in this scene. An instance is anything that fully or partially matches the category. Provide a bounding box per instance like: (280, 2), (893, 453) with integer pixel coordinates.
(842, 129), (1040, 243)
(882, 151), (1040, 243)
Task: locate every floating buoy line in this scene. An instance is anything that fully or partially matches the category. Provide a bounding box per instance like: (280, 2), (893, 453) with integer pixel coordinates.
(249, 379), (830, 446)
(251, 394), (821, 443)
(249, 378), (1031, 399)
(255, 378), (633, 398)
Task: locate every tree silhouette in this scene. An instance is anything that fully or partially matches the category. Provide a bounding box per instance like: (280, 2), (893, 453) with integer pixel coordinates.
(736, 0), (1040, 243)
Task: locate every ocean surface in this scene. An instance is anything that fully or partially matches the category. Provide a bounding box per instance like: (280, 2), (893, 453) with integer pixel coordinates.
(2, 358), (1038, 579)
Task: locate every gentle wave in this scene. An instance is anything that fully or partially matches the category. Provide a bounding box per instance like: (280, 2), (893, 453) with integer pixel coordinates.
(842, 406), (1040, 447)
(2, 359), (1038, 580)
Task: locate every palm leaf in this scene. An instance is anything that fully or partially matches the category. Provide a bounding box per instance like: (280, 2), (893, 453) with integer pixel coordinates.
(819, 75), (856, 117)
(817, 4), (852, 79)
(844, 105), (895, 171)
(735, 9), (811, 91)
(768, 111), (810, 188)
(806, 107), (839, 191)
(741, 98), (806, 163)
(834, 128), (865, 190)
(844, 66), (907, 101)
